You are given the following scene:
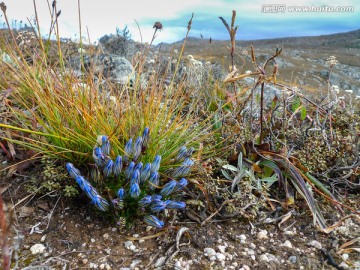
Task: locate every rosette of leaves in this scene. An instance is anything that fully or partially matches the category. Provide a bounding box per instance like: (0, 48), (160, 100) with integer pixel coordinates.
(66, 127), (194, 228)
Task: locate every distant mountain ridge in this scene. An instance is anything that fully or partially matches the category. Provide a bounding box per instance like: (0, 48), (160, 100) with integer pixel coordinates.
(166, 29), (360, 49)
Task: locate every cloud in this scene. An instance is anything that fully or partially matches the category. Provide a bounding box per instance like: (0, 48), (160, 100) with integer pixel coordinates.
(1, 0), (358, 44)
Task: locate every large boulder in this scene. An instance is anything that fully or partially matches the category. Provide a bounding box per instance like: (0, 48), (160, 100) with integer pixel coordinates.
(69, 53), (135, 85)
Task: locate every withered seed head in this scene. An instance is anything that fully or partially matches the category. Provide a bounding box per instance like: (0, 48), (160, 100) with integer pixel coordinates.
(153, 22), (163, 31)
(0, 2), (7, 12)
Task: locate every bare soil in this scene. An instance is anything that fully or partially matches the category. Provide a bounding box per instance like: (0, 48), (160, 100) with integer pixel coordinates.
(1, 160), (359, 270)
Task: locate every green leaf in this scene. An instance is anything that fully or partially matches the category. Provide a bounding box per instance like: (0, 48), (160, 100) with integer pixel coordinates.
(222, 164), (238, 172)
(300, 106), (307, 121)
(291, 97), (301, 112)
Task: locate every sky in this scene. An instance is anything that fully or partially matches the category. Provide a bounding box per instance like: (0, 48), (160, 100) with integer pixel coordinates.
(0, 0), (359, 44)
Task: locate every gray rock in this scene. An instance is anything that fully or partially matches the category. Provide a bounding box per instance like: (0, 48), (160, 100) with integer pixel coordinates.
(69, 54), (135, 86)
(288, 255), (297, 264)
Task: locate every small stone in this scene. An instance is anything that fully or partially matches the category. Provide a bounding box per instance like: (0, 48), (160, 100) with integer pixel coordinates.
(155, 256), (166, 267)
(281, 240), (292, 248)
(338, 262), (349, 269)
(216, 253), (226, 261)
(124, 241), (133, 249)
(129, 245), (136, 251)
(257, 230), (268, 240)
(288, 255), (297, 264)
(103, 233), (109, 239)
(133, 234), (139, 238)
(82, 259), (88, 265)
(218, 245), (227, 254)
(247, 249), (255, 256)
(204, 248), (216, 257)
(91, 238), (96, 243)
(99, 264), (105, 269)
(242, 265), (251, 270)
(130, 259), (141, 268)
(30, 243), (46, 255)
(237, 234), (246, 243)
(342, 253), (349, 260)
(249, 243), (256, 249)
(308, 240), (322, 249)
(259, 254), (269, 262)
(209, 255), (217, 261)
(40, 235), (46, 242)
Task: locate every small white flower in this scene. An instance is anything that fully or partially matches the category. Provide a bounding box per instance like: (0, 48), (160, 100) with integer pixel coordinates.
(338, 96), (346, 100)
(344, 90), (353, 94)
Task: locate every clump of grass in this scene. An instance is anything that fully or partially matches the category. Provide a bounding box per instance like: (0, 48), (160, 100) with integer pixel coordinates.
(0, 2), (219, 171)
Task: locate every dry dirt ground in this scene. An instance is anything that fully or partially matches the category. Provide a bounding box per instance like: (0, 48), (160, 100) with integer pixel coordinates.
(1, 160), (359, 270)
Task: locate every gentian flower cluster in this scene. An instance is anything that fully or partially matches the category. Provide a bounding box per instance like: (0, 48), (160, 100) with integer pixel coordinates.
(66, 127), (194, 229)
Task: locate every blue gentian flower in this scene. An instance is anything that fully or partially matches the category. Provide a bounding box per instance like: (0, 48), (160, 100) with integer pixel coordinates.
(134, 162), (143, 172)
(124, 161), (135, 180)
(138, 195), (152, 208)
(117, 188), (125, 199)
(175, 146), (187, 162)
(173, 178), (189, 193)
(140, 163), (151, 183)
(103, 159), (114, 178)
(130, 170), (140, 186)
(165, 200), (186, 209)
(151, 194), (162, 202)
(112, 198), (124, 210)
(151, 155), (161, 173)
(142, 127), (150, 149)
(143, 215), (164, 228)
(101, 135), (111, 156)
(91, 194), (110, 211)
(114, 156), (123, 176)
(130, 183), (140, 198)
(133, 137), (142, 161)
(148, 171), (159, 190)
(160, 179), (177, 197)
(82, 181), (99, 199)
(66, 163), (81, 179)
(93, 147), (106, 166)
(150, 201), (166, 213)
(124, 138), (133, 163)
(171, 158), (194, 178)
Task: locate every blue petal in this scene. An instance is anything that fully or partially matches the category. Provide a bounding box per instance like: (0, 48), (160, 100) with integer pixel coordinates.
(103, 159), (114, 178)
(151, 155), (161, 173)
(133, 137), (142, 161)
(160, 179), (177, 197)
(142, 127), (150, 148)
(143, 215), (164, 228)
(140, 163), (151, 183)
(117, 188), (125, 200)
(66, 163), (81, 179)
(165, 200), (186, 209)
(114, 156), (123, 176)
(130, 183), (140, 198)
(101, 136), (111, 156)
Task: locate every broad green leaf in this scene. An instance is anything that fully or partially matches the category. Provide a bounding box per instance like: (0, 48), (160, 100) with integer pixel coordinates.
(301, 106), (307, 120)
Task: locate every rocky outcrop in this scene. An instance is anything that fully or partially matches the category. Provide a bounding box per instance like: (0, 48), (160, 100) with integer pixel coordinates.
(69, 54), (135, 85)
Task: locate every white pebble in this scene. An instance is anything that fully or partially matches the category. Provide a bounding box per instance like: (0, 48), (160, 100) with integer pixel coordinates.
(30, 243), (46, 255)
(308, 240), (322, 249)
(257, 230), (268, 240)
(124, 241), (133, 249)
(216, 253), (226, 261)
(40, 235), (46, 242)
(280, 240), (293, 248)
(260, 254), (269, 262)
(218, 245), (227, 254)
(155, 256), (166, 267)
